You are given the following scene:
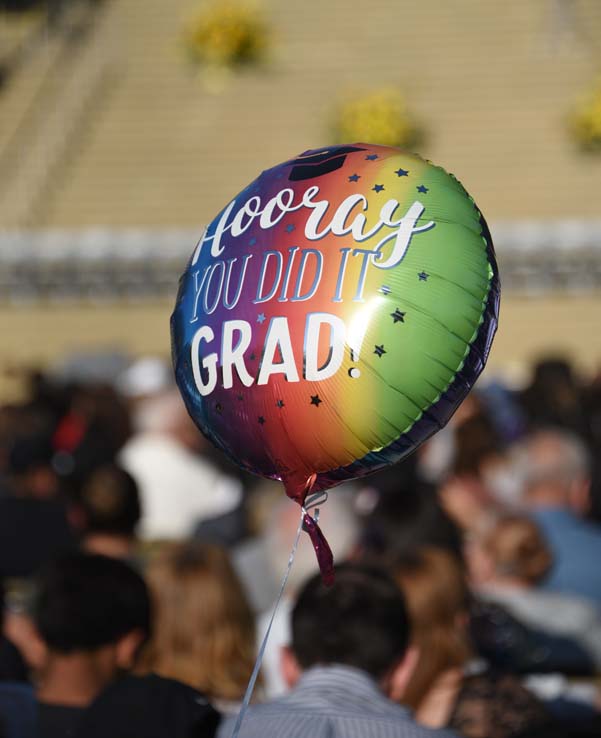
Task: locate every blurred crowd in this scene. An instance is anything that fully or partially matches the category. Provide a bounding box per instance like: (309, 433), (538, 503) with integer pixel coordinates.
(0, 354), (601, 737)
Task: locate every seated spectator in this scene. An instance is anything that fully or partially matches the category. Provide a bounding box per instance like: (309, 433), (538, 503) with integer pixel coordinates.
(51, 381), (132, 489)
(0, 491), (75, 581)
(119, 390), (243, 541)
(0, 474), (76, 578)
(437, 412), (507, 536)
(520, 429), (601, 605)
(254, 487), (359, 699)
(80, 464), (141, 562)
(142, 542), (256, 715)
(76, 674), (220, 738)
(218, 563), (456, 738)
(467, 515), (552, 590)
(417, 392), (484, 485)
(393, 547), (554, 738)
(468, 515), (601, 669)
(0, 422), (75, 579)
(0, 552), (152, 738)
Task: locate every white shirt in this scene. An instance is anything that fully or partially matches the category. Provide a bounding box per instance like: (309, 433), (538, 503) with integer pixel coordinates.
(119, 433), (242, 540)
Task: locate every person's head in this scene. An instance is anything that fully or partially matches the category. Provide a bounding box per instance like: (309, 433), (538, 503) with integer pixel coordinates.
(520, 428), (591, 513)
(131, 389), (205, 452)
(6, 422), (60, 499)
(284, 563), (417, 700)
(81, 464), (141, 548)
(359, 481), (463, 563)
(522, 357), (584, 432)
(452, 412), (503, 478)
(393, 547), (471, 710)
(143, 541), (255, 702)
(33, 552), (151, 685)
(468, 515), (552, 588)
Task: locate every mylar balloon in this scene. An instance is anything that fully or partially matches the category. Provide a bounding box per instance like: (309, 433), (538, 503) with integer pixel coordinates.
(171, 144), (500, 505)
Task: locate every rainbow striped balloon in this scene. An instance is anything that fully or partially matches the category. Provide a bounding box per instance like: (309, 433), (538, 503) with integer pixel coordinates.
(172, 144), (500, 504)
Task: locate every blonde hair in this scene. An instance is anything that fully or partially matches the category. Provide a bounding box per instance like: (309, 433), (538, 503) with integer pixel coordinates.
(394, 547), (472, 710)
(483, 515), (552, 585)
(143, 542), (256, 702)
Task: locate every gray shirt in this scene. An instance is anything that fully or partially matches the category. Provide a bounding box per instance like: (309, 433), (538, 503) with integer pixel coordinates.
(218, 664), (458, 738)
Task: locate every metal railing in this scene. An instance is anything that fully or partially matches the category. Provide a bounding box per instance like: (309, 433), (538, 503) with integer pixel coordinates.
(0, 222), (600, 302)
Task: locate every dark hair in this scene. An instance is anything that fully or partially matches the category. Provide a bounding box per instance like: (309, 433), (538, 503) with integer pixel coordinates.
(360, 482), (463, 563)
(452, 413), (502, 477)
(81, 465), (141, 536)
(291, 564), (410, 679)
(33, 552), (151, 653)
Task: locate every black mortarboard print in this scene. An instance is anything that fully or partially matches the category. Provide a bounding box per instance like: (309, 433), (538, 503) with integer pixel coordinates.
(287, 145), (366, 181)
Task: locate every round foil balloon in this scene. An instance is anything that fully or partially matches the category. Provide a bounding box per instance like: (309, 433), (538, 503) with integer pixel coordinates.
(171, 144), (500, 502)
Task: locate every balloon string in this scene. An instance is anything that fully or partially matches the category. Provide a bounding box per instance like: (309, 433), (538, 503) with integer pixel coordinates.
(230, 493), (324, 738)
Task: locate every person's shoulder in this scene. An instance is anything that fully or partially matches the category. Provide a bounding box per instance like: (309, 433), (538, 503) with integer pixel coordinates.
(533, 508), (601, 541)
(119, 433), (176, 465)
(217, 702), (460, 738)
(530, 506), (570, 526)
(77, 674), (220, 738)
(215, 703), (284, 738)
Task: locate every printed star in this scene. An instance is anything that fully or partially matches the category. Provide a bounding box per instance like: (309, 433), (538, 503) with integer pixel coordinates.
(249, 352), (256, 361)
(372, 184), (384, 193)
(258, 416), (265, 425)
(257, 313), (266, 324)
(285, 224), (295, 233)
(391, 309), (405, 323)
(417, 184), (429, 194)
(418, 271), (429, 281)
(379, 285), (392, 295)
(348, 173), (360, 182)
(365, 154), (379, 161)
(249, 237), (257, 246)
(215, 403), (222, 413)
(394, 168), (409, 177)
(374, 345), (386, 358)
(310, 395), (322, 406)
(276, 399), (285, 408)
(237, 394), (244, 401)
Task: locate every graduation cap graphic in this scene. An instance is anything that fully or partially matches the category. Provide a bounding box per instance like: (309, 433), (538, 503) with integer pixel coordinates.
(287, 145), (366, 181)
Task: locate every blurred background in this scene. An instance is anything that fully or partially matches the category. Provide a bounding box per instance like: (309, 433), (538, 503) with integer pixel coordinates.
(0, 3), (601, 734)
(0, 0), (600, 398)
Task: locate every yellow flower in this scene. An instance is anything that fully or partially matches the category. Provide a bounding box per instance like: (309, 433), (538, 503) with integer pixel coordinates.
(570, 83), (601, 150)
(332, 89), (421, 149)
(184, 1), (269, 68)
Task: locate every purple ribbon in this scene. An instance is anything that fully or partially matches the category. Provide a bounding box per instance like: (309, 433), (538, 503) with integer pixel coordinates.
(302, 510), (335, 586)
